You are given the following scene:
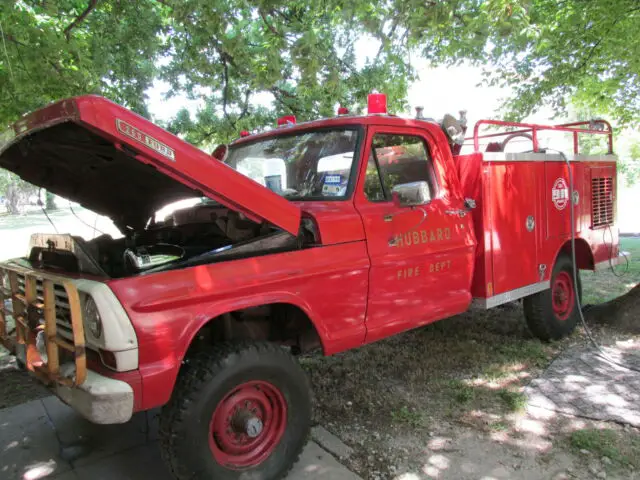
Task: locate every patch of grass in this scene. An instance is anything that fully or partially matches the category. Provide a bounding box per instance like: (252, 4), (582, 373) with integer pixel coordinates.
(449, 380), (476, 404)
(390, 406), (424, 427)
(582, 237), (640, 305)
(489, 420), (509, 432)
(570, 428), (640, 469)
(498, 389), (527, 412)
(494, 341), (548, 367)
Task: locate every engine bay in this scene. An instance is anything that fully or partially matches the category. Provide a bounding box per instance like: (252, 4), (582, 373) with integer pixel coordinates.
(24, 200), (316, 279)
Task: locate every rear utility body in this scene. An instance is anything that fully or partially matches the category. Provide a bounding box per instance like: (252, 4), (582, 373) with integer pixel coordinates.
(0, 95), (622, 474)
(457, 120), (620, 308)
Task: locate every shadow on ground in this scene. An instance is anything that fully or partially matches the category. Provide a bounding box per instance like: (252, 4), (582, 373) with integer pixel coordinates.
(0, 396), (360, 480)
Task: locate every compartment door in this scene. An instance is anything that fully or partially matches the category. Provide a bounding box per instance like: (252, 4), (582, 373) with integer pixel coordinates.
(489, 163), (541, 295)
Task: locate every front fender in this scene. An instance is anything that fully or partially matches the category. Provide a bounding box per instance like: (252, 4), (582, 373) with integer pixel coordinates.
(108, 242), (370, 410)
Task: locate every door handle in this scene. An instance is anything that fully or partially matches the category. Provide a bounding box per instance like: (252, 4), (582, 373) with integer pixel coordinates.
(445, 209), (467, 217)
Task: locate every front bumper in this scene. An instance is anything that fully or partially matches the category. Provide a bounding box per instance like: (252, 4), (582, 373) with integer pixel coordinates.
(15, 343), (134, 424)
(54, 367), (134, 424)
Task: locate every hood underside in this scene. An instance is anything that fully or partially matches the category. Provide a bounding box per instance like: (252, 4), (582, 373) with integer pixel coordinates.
(0, 122), (194, 230)
(0, 96), (301, 234)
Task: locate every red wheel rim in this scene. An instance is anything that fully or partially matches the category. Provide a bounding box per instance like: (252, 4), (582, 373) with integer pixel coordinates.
(552, 271), (575, 321)
(209, 380), (287, 469)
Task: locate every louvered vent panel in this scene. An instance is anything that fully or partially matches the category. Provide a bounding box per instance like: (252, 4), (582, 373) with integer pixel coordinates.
(591, 176), (614, 228)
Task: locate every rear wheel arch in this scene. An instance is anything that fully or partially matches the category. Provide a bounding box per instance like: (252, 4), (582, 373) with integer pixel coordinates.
(555, 238), (595, 271)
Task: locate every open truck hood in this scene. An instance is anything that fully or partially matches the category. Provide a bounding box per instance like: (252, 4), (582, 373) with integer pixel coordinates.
(0, 95), (301, 234)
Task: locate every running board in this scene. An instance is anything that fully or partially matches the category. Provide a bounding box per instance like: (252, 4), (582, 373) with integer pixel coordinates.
(473, 281), (550, 309)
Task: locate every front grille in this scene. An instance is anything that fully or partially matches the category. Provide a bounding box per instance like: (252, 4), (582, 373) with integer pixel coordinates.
(0, 267), (87, 386)
(16, 275), (75, 341)
(591, 176), (614, 228)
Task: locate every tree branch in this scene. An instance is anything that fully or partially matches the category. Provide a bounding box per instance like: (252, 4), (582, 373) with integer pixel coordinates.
(221, 57), (232, 123)
(239, 89), (251, 120)
(259, 9), (281, 36)
(4, 33), (26, 47)
(270, 86), (296, 99)
(64, 0), (99, 41)
(5, 32), (64, 76)
(270, 87), (302, 115)
(375, 20), (399, 60)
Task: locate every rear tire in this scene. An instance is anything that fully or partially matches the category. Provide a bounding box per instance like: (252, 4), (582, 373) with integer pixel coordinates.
(523, 254), (582, 341)
(159, 342), (311, 480)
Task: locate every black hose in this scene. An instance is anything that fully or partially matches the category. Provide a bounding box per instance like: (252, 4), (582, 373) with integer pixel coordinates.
(550, 149), (640, 373)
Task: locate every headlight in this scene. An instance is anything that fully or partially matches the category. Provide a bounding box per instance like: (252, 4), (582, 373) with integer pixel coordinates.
(84, 296), (103, 339)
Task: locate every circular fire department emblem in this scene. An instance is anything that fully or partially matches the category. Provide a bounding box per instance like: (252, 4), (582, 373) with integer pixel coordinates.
(552, 178), (570, 210)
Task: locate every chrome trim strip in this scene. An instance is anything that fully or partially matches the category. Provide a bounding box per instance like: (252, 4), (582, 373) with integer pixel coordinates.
(473, 280), (550, 309)
(594, 252), (630, 272)
(482, 153), (618, 163)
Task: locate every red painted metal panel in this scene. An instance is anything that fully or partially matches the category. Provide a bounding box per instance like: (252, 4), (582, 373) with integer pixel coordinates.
(544, 162), (583, 239)
(487, 162), (541, 294)
(353, 124), (476, 343)
(455, 153), (494, 298)
(296, 201), (366, 245)
(108, 242), (369, 410)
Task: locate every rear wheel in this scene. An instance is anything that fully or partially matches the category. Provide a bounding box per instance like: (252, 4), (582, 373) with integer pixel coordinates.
(523, 254), (582, 341)
(159, 342), (311, 480)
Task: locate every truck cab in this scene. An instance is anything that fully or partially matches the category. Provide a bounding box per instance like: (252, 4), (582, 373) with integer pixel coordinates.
(0, 94), (622, 480)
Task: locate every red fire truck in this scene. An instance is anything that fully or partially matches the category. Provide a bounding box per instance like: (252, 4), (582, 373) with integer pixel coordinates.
(0, 94), (623, 479)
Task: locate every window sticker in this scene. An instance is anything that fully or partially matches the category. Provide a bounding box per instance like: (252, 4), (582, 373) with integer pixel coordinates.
(265, 175), (283, 193)
(322, 174), (347, 196)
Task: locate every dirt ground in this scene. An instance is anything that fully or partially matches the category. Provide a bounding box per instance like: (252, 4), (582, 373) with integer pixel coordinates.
(303, 307), (640, 479)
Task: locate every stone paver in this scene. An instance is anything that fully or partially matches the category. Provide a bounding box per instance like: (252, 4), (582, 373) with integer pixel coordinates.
(311, 425), (354, 460)
(0, 397), (362, 480)
(526, 342), (640, 426)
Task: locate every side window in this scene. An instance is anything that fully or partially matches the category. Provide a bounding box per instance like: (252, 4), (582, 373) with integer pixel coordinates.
(364, 134), (435, 202)
(364, 153), (386, 201)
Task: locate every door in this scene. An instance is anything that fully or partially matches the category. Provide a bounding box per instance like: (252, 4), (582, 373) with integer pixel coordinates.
(354, 126), (475, 343)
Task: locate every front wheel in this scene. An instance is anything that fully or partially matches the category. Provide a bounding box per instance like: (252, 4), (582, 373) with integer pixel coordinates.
(159, 342), (311, 480)
(523, 254), (582, 341)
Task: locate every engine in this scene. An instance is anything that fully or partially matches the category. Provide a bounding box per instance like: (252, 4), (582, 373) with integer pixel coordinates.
(24, 202), (311, 279)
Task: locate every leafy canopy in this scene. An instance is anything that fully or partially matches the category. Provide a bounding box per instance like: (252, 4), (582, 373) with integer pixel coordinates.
(386, 0), (640, 125)
(1, 0), (639, 142)
(0, 0), (166, 123)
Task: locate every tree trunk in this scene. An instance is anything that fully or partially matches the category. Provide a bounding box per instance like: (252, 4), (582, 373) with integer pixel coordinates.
(585, 283), (640, 333)
(45, 191), (56, 211)
(5, 184), (20, 215)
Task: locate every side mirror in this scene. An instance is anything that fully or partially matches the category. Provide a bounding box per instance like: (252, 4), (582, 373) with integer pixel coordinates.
(391, 181), (432, 207)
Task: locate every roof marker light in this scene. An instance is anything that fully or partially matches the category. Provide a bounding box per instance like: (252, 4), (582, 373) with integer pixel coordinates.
(277, 115), (296, 127)
(367, 92), (387, 115)
(337, 106), (349, 115)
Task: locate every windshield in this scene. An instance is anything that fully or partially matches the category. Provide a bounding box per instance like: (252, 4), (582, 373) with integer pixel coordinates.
(226, 128), (360, 200)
